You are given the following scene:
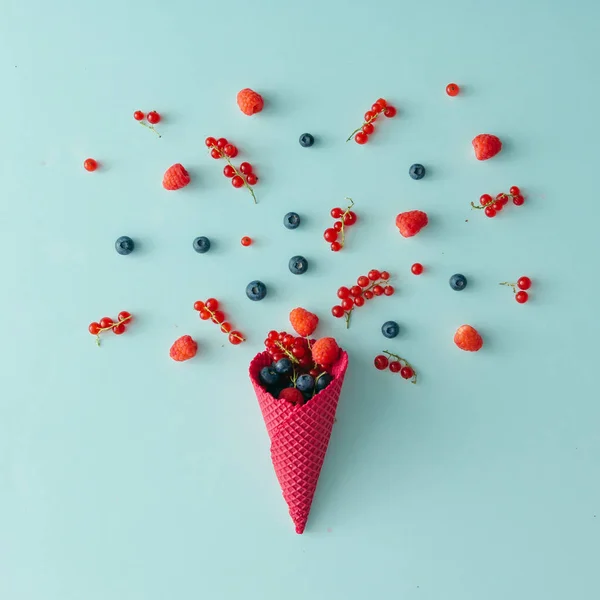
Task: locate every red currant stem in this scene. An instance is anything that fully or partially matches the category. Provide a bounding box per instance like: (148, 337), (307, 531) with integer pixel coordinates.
(209, 145), (257, 204)
(383, 350), (417, 384)
(138, 121), (161, 138)
(499, 281), (518, 293)
(202, 305), (245, 342)
(345, 111), (382, 142)
(345, 309), (353, 329)
(471, 193), (512, 210)
(338, 197), (354, 248)
(274, 341), (300, 365)
(94, 315), (132, 347)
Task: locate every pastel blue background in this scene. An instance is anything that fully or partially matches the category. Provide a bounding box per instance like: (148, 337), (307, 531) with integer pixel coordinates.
(1, 1), (599, 598)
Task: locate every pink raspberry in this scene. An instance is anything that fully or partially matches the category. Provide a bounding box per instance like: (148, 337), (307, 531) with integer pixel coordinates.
(311, 337), (340, 366)
(236, 88), (264, 116)
(170, 335), (197, 361)
(289, 308), (319, 337)
(395, 210), (428, 238)
(163, 163), (190, 190)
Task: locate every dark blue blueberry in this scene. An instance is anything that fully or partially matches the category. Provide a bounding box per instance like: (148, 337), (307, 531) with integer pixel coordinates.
(260, 366), (280, 387)
(193, 236), (211, 253)
(315, 373), (333, 393)
(296, 374), (315, 393)
(274, 358), (293, 375)
(449, 274), (467, 291)
(289, 255), (308, 275)
(115, 236), (134, 255)
(246, 280), (267, 301)
(382, 321), (400, 339)
(302, 391), (313, 402)
(409, 164), (426, 180)
(284, 212), (301, 229)
(299, 133), (314, 147)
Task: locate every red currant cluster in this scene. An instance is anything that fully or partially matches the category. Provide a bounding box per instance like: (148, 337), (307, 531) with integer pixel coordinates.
(347, 98), (397, 144)
(205, 137), (258, 204)
(264, 331), (314, 370)
(194, 298), (245, 345)
(374, 351), (417, 384)
(331, 270), (394, 328)
(88, 311), (132, 346)
(471, 186), (525, 218)
(499, 276), (531, 304)
(133, 110), (161, 137)
(324, 198), (357, 252)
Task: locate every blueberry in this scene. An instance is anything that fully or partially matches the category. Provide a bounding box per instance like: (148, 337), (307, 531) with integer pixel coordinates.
(409, 164), (426, 180)
(246, 280), (267, 301)
(115, 236), (134, 255)
(274, 358), (293, 375)
(382, 321), (400, 339)
(289, 255), (308, 275)
(299, 133), (314, 147)
(449, 274), (467, 291)
(284, 212), (301, 229)
(193, 236), (211, 253)
(315, 373), (333, 393)
(296, 374), (315, 393)
(260, 366), (280, 386)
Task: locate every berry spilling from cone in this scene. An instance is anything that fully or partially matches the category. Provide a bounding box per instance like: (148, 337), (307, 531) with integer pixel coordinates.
(325, 198), (357, 252)
(194, 298), (245, 345)
(347, 97), (397, 144)
(88, 312), (132, 346)
(471, 186), (525, 217)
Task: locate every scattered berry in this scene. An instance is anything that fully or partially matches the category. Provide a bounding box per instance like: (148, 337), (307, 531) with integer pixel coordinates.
(289, 308), (319, 337)
(246, 174), (258, 186)
(374, 355), (389, 370)
(500, 276), (532, 304)
(134, 110), (161, 137)
(223, 165), (236, 178)
(382, 321), (399, 339)
(312, 337), (340, 366)
(193, 236), (211, 254)
(324, 198), (356, 252)
(133, 110), (144, 121)
(147, 111), (161, 124)
(170, 335), (197, 362)
(232, 175), (244, 188)
(283, 212), (300, 229)
(411, 263), (424, 275)
(115, 236), (134, 255)
(454, 325), (483, 352)
(472, 187), (526, 216)
(162, 163), (190, 190)
(223, 144), (238, 158)
(513, 195), (525, 206)
(194, 298), (245, 344)
(241, 236), (253, 247)
(515, 291), (529, 304)
(237, 88), (264, 115)
(400, 366), (414, 380)
(409, 164), (426, 180)
(289, 256), (308, 275)
(354, 132), (368, 144)
(449, 274), (467, 291)
(88, 311), (133, 346)
(472, 134), (502, 161)
(299, 133), (315, 147)
(484, 206), (497, 218)
(396, 210), (429, 238)
(446, 83), (460, 96)
(246, 280), (267, 301)
(347, 98), (396, 143)
(83, 158), (98, 172)
(229, 331), (244, 345)
(518, 276), (531, 290)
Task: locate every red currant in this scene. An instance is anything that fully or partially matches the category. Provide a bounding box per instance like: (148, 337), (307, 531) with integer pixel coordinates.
(350, 286), (362, 297)
(118, 311), (131, 323)
(223, 165), (235, 178)
(133, 110), (144, 121)
(357, 276), (369, 288)
(372, 285), (384, 296)
(515, 291), (529, 304)
(343, 211), (357, 226)
(223, 144), (237, 158)
(299, 356), (313, 369)
(374, 355), (389, 370)
(331, 241), (342, 252)
(364, 110), (375, 121)
(199, 309), (211, 320)
(99, 317), (113, 328)
(484, 206), (497, 218)
(232, 175), (244, 188)
(246, 174), (258, 186)
(509, 186), (520, 196)
(364, 290), (374, 300)
(355, 132), (368, 144)
(383, 286), (395, 296)
(88, 322), (101, 335)
(493, 202), (504, 212)
(112, 323), (126, 335)
(194, 301), (205, 311)
(292, 345), (306, 358)
(239, 162), (253, 175)
(268, 330), (279, 341)
(389, 361), (401, 373)
(337, 286), (350, 299)
(368, 269), (381, 281)
(309, 369), (320, 378)
(362, 123), (374, 135)
(205, 137), (217, 147)
(400, 366), (414, 379)
(147, 111), (160, 124)
(341, 298), (354, 311)
(210, 310), (224, 324)
(383, 106), (397, 118)
(411, 263), (423, 275)
(241, 236), (252, 247)
(376, 98), (387, 108)
(445, 83), (460, 97)
(332, 306), (345, 318)
(324, 228), (338, 242)
(513, 195), (525, 206)
(216, 138), (228, 149)
(480, 194), (493, 206)
(229, 331), (243, 345)
(283, 334), (295, 347)
(211, 148), (221, 159)
(371, 103), (383, 113)
(333, 221), (343, 232)
(205, 298), (219, 311)
(330, 207), (343, 219)
(83, 158), (98, 172)
(354, 296), (365, 307)
(380, 271), (390, 280)
(272, 352), (285, 362)
(517, 276), (531, 290)
(221, 322), (232, 333)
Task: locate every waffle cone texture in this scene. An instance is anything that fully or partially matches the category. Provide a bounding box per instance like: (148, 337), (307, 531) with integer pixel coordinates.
(249, 350), (349, 533)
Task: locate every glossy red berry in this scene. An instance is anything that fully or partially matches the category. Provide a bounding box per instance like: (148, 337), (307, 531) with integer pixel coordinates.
(400, 366), (414, 379)
(350, 286), (362, 297)
(241, 236), (252, 247)
(371, 102), (384, 113)
(220, 322), (232, 334)
(362, 123), (374, 135)
(357, 276), (369, 288)
(380, 271), (390, 280)
(383, 286), (395, 296)
(515, 291), (529, 304)
(389, 361), (401, 373)
(146, 111), (160, 124)
(355, 132), (368, 144)
(446, 83), (460, 97)
(210, 309), (225, 324)
(205, 298), (219, 311)
(517, 276), (531, 290)
(99, 317), (113, 328)
(194, 301), (205, 311)
(376, 98), (387, 108)
(205, 137), (217, 147)
(283, 334), (295, 347)
(117, 311), (131, 323)
(372, 285), (384, 296)
(133, 110), (144, 121)
(364, 290), (374, 300)
(332, 306), (345, 318)
(229, 331), (243, 345)
(343, 211), (357, 226)
(341, 298), (354, 311)
(112, 323), (126, 335)
(333, 221), (343, 232)
(383, 106), (397, 118)
(199, 309), (211, 320)
(324, 228), (338, 242)
(493, 202), (504, 212)
(480, 194), (493, 206)
(88, 322), (101, 335)
(337, 286), (350, 299)
(246, 174), (258, 186)
(223, 144), (237, 158)
(364, 110), (375, 122)
(231, 175), (244, 188)
(368, 269), (381, 281)
(239, 162), (253, 175)
(83, 158), (98, 172)
(374, 355), (389, 370)
(509, 186), (521, 196)
(268, 330), (279, 341)
(411, 263), (423, 275)
(484, 206), (497, 218)
(513, 195), (525, 206)
(210, 148), (221, 159)
(223, 165), (235, 178)
(216, 138), (228, 149)
(354, 296), (365, 307)
(330, 207), (343, 219)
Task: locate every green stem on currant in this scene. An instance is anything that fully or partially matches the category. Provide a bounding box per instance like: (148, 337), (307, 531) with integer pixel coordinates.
(499, 282), (518, 293)
(139, 122), (161, 138)
(471, 193), (511, 210)
(274, 341), (300, 365)
(95, 315), (132, 347)
(345, 111), (382, 142)
(338, 197), (354, 248)
(210, 145), (257, 204)
(383, 350), (417, 384)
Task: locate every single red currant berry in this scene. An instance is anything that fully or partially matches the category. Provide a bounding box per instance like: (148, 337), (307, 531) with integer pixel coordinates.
(221, 322), (232, 334)
(223, 165), (235, 178)
(331, 241), (342, 252)
(330, 207), (343, 219)
(298, 355), (312, 369)
(133, 110), (144, 121)
(241, 236), (252, 247)
(231, 175), (244, 188)
(350, 286), (362, 297)
(354, 296), (365, 307)
(205, 298), (219, 311)
(324, 228), (338, 242)
(362, 123), (375, 135)
(146, 111), (160, 124)
(376, 98), (387, 108)
(496, 193), (507, 203)
(83, 158), (98, 172)
(341, 298), (354, 311)
(368, 269), (381, 281)
(380, 271), (390, 280)
(229, 331), (243, 345)
(364, 290), (374, 300)
(223, 144), (237, 157)
(371, 102), (383, 113)
(89, 322), (101, 335)
(211, 148), (222, 159)
(112, 323), (126, 335)
(364, 110), (375, 121)
(383, 106), (397, 118)
(199, 309), (211, 320)
(372, 285), (384, 296)
(400, 366), (414, 379)
(239, 162), (253, 175)
(292, 345), (306, 358)
(446, 83), (460, 97)
(493, 202), (504, 212)
(283, 334), (295, 347)
(383, 286), (395, 296)
(99, 317), (113, 328)
(374, 355), (389, 370)
(216, 138), (228, 149)
(117, 311), (131, 322)
(246, 174), (258, 186)
(272, 352), (284, 362)
(194, 301), (205, 311)
(332, 305), (345, 318)
(484, 206), (497, 218)
(509, 186), (521, 196)
(337, 286), (350, 299)
(411, 263), (424, 275)
(513, 195), (525, 206)
(480, 194), (493, 206)
(357, 276), (369, 288)
(517, 276), (531, 290)
(355, 132), (368, 144)
(211, 310), (225, 324)
(333, 221), (343, 232)
(268, 330), (279, 341)
(205, 136), (217, 147)
(343, 211), (357, 226)
(515, 291), (529, 304)
(309, 369), (320, 378)
(389, 361), (401, 373)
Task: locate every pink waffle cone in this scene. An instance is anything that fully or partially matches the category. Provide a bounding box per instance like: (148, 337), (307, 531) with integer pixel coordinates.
(249, 349), (349, 534)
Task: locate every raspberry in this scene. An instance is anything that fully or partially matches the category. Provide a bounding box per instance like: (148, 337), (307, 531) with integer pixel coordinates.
(289, 307), (319, 337)
(163, 163), (190, 190)
(278, 387), (305, 405)
(311, 337), (340, 366)
(472, 134), (502, 161)
(236, 88), (264, 116)
(395, 210), (429, 238)
(454, 325), (483, 352)
(169, 335), (198, 361)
